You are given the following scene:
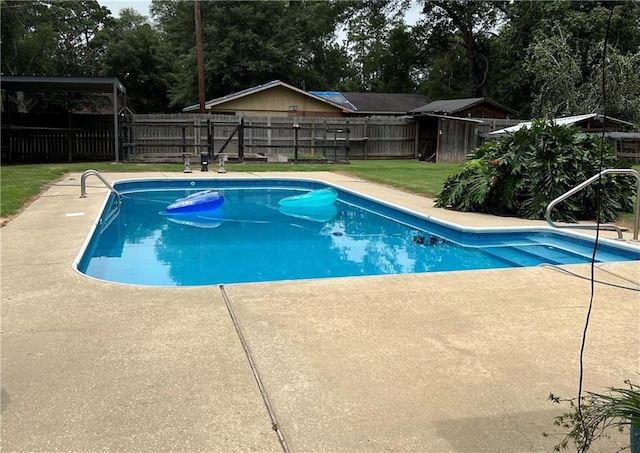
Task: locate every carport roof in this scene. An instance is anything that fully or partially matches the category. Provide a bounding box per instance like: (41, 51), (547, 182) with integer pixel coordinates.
(1, 75), (127, 162)
(0, 75), (126, 94)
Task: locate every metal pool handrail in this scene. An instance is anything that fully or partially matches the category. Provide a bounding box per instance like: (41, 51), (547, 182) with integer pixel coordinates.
(80, 169), (120, 201)
(545, 168), (640, 241)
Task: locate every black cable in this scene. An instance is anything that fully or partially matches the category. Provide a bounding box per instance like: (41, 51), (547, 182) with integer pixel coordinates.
(576, 5), (616, 449)
(539, 263), (639, 292)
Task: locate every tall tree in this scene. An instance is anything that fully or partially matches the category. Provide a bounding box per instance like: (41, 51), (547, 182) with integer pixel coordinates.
(152, 0), (352, 108)
(2, 1), (51, 74)
(1, 0), (111, 111)
(377, 25), (420, 92)
(493, 0), (640, 119)
(416, 0), (505, 97)
(93, 8), (173, 112)
(523, 1), (640, 124)
(342, 0), (411, 91)
(284, 0), (353, 91)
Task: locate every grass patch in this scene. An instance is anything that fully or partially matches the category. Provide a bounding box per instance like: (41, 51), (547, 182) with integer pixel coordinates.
(1, 161), (636, 227)
(0, 160), (461, 219)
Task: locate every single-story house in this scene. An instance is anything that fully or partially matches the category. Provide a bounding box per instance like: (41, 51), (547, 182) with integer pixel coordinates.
(182, 80), (353, 117)
(183, 82), (431, 118)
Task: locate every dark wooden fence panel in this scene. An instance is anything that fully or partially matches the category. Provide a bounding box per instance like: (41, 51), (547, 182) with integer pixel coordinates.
(73, 115), (114, 160)
(1, 112), (116, 163)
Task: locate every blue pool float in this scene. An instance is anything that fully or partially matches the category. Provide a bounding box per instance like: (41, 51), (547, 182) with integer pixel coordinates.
(165, 190), (224, 214)
(278, 187), (337, 208)
(165, 208), (224, 229)
(279, 204), (337, 222)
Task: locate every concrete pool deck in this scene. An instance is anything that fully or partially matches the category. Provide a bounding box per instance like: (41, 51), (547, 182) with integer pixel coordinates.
(1, 170), (638, 452)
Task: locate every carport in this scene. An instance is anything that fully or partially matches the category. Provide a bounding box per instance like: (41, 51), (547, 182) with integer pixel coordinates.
(1, 75), (127, 162)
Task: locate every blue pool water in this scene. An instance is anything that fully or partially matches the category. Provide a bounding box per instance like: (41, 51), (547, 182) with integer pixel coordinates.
(76, 178), (640, 286)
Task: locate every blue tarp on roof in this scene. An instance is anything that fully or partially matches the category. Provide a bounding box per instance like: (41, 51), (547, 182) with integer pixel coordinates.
(309, 91), (357, 110)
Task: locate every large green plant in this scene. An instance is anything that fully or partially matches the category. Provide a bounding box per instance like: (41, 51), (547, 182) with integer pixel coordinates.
(435, 120), (635, 222)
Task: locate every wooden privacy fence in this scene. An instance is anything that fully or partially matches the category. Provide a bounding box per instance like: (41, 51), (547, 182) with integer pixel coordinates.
(125, 114), (417, 163)
(2, 114), (115, 163)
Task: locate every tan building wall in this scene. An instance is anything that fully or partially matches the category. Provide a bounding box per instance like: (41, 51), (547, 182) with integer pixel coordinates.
(208, 86), (344, 117)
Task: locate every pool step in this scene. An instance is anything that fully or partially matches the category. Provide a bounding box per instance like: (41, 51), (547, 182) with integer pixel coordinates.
(480, 246), (547, 267)
(480, 242), (600, 267)
(511, 244), (590, 265)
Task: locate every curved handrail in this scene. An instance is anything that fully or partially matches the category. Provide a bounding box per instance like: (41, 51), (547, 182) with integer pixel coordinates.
(80, 169), (120, 202)
(545, 168), (640, 241)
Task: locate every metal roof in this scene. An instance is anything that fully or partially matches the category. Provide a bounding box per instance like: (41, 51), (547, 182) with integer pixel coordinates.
(1, 75), (126, 94)
(487, 113), (634, 136)
(1, 75), (127, 162)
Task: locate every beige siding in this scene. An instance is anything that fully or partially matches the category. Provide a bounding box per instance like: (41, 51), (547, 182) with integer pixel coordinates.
(208, 86), (344, 117)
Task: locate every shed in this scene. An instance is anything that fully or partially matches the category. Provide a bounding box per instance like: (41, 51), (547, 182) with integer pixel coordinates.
(410, 97), (516, 119)
(407, 97), (518, 163)
(183, 81), (352, 117)
(484, 113), (634, 138)
(413, 114), (484, 163)
(604, 132), (640, 164)
(1, 75), (127, 162)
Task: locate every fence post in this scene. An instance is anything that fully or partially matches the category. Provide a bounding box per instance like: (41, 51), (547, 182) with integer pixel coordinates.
(194, 115), (201, 156)
(364, 118), (368, 160)
(345, 119), (350, 163)
(293, 123), (299, 162)
(182, 126), (186, 154)
(238, 116), (244, 162)
(207, 118), (213, 155)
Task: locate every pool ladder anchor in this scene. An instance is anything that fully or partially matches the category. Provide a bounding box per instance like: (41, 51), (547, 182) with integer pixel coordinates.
(80, 169), (121, 203)
(545, 168), (640, 241)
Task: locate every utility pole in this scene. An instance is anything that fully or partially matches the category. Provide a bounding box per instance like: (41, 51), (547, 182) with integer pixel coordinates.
(194, 0), (206, 113)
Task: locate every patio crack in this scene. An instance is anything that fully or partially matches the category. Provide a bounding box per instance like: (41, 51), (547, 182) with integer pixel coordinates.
(218, 284), (291, 453)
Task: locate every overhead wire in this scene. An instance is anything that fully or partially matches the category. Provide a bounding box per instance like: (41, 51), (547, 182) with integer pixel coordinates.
(576, 4), (616, 447)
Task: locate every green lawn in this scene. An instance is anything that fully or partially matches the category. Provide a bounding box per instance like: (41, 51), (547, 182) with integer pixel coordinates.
(0, 160), (462, 219)
(1, 160), (637, 228)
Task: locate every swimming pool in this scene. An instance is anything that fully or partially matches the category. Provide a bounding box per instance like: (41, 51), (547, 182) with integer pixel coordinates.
(75, 178), (640, 286)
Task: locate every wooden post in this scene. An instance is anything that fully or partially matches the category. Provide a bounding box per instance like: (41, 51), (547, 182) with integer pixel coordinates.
(5, 89), (12, 163)
(113, 83), (119, 162)
(345, 119), (350, 162)
(238, 116), (244, 162)
(364, 117), (368, 160)
(207, 118), (213, 155)
(293, 123), (299, 162)
(182, 126), (186, 154)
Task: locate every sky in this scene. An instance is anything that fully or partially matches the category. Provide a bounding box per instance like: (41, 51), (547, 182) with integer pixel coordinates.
(98, 0), (422, 25)
(99, 0), (151, 18)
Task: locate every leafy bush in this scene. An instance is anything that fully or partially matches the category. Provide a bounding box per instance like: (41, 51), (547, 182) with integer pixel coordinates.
(546, 380), (640, 452)
(435, 120), (635, 222)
